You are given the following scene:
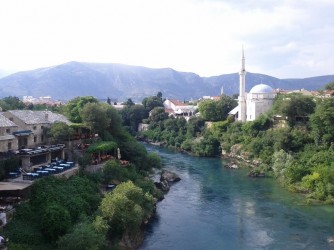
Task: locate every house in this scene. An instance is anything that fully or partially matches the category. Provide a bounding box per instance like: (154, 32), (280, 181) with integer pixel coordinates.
(163, 99), (196, 119)
(0, 114), (18, 153)
(1, 110), (71, 170)
(3, 110), (70, 148)
(314, 90), (334, 99)
(275, 88), (314, 96)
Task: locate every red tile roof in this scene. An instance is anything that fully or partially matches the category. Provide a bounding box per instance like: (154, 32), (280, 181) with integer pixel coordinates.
(169, 99), (188, 106)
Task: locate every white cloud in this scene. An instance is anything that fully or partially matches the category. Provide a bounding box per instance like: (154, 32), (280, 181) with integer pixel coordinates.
(0, 0), (333, 78)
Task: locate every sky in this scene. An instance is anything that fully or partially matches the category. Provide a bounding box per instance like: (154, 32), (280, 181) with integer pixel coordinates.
(0, 0), (333, 78)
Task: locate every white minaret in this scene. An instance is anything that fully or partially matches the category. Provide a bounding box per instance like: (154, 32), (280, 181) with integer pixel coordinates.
(238, 47), (247, 122)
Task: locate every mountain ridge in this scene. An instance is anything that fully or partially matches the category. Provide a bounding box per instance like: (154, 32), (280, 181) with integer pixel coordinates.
(0, 61), (333, 101)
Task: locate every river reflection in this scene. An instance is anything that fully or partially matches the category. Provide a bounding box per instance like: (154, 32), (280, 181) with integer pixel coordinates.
(140, 145), (334, 250)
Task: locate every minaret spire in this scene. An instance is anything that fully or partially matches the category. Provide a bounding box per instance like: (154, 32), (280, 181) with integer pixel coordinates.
(238, 46), (247, 122)
(241, 45), (245, 71)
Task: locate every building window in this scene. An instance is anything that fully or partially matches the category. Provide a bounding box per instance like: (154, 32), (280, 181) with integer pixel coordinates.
(34, 136), (37, 142)
(8, 142), (12, 150)
(41, 126), (44, 129)
(41, 135), (44, 142)
(6, 128), (10, 134)
(33, 126), (37, 130)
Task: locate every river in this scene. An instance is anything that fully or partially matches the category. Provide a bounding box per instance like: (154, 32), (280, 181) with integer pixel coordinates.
(140, 145), (334, 250)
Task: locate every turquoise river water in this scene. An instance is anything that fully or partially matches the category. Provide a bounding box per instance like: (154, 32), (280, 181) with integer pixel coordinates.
(140, 145), (334, 250)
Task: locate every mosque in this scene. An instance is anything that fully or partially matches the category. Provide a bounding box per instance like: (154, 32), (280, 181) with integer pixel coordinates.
(229, 49), (276, 122)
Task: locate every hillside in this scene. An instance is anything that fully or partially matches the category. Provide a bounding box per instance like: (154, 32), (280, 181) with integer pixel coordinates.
(0, 61), (333, 101)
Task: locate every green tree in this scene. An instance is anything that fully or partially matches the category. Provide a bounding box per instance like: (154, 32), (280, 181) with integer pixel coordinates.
(146, 152), (162, 169)
(191, 134), (220, 156)
(49, 122), (74, 142)
(242, 114), (271, 137)
(123, 98), (135, 107)
(198, 95), (237, 121)
(208, 119), (231, 139)
(271, 149), (294, 178)
(149, 107), (168, 123)
(82, 103), (123, 140)
(163, 117), (180, 132)
(99, 181), (155, 235)
(117, 134), (149, 171)
(121, 104), (148, 133)
(30, 176), (100, 218)
(324, 82), (334, 90)
(218, 94), (238, 120)
(81, 102), (110, 135)
(305, 149), (334, 169)
(57, 221), (106, 250)
(102, 159), (123, 184)
(310, 98), (334, 146)
(41, 203), (71, 241)
(142, 96), (164, 111)
(104, 103), (123, 139)
(272, 93), (315, 126)
(198, 99), (219, 121)
(0, 96), (25, 111)
(186, 117), (205, 138)
(65, 96), (98, 123)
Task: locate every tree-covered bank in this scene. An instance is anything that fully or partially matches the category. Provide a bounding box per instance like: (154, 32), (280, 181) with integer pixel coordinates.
(139, 94), (237, 157)
(3, 96), (163, 249)
(140, 91), (334, 204)
(5, 171), (162, 250)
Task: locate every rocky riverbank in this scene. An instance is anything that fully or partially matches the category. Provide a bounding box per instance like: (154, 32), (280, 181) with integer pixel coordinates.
(119, 169), (181, 249)
(222, 144), (266, 177)
(222, 144), (259, 167)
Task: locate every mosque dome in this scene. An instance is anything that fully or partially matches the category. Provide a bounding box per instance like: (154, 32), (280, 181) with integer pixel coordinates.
(249, 84), (274, 94)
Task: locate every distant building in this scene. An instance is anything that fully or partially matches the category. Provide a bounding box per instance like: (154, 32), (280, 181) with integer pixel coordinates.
(229, 49), (276, 122)
(22, 96), (63, 106)
(275, 88), (313, 96)
(163, 99), (197, 119)
(275, 88), (334, 99)
(320, 90), (334, 98)
(201, 96), (220, 101)
(111, 103), (125, 110)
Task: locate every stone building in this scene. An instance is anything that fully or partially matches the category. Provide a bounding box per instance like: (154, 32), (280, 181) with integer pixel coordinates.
(0, 110), (71, 170)
(0, 114), (18, 152)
